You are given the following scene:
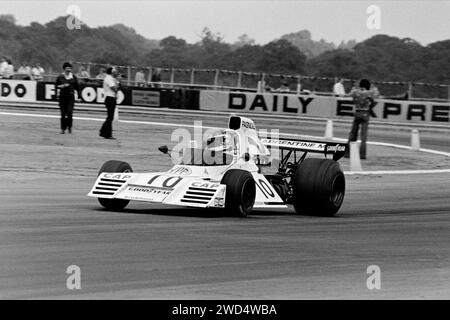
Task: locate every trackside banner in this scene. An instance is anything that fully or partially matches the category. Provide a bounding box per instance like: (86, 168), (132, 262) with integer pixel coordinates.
(199, 90), (450, 125)
(35, 82), (197, 109)
(36, 81), (132, 105)
(0, 80), (37, 102)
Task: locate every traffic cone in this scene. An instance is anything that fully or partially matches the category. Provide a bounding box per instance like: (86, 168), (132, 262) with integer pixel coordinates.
(324, 119), (333, 139)
(349, 142), (363, 172)
(411, 129), (420, 151)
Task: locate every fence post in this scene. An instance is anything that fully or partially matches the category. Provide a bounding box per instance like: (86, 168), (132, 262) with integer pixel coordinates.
(170, 68), (175, 85)
(127, 66), (132, 86)
(237, 71), (242, 88)
(214, 69), (220, 87)
(408, 81), (413, 99)
(190, 68), (195, 85)
(258, 73), (265, 92)
(147, 67), (152, 85)
(297, 75), (302, 94)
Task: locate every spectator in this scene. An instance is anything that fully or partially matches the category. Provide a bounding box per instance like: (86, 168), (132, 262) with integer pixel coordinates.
(117, 72), (126, 83)
(31, 63), (44, 80)
(37, 63), (44, 74)
(55, 62), (80, 134)
(25, 64), (33, 80)
(0, 57), (8, 78)
(99, 67), (120, 139)
(151, 68), (162, 88)
(135, 68), (146, 87)
(77, 65), (91, 79)
(95, 68), (106, 80)
(3, 59), (14, 79)
(17, 64), (26, 74)
(278, 82), (290, 93)
(25, 64), (32, 77)
(371, 83), (380, 97)
(264, 83), (272, 92)
(333, 78), (346, 96)
(344, 79), (379, 160)
(17, 63), (32, 80)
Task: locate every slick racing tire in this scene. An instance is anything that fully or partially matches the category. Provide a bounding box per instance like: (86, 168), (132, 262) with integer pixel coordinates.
(292, 158), (345, 217)
(221, 169), (256, 217)
(97, 160), (133, 210)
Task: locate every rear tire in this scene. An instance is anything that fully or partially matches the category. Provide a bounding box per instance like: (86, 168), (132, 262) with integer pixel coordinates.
(221, 169), (256, 217)
(97, 160), (132, 210)
(292, 158), (345, 216)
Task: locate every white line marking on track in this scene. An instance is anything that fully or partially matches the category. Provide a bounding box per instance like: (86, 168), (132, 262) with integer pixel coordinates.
(338, 139), (450, 157)
(3, 101), (450, 130)
(119, 118), (217, 130)
(280, 132), (450, 157)
(345, 169), (450, 175)
(1, 111), (449, 175)
(0, 111), (215, 128)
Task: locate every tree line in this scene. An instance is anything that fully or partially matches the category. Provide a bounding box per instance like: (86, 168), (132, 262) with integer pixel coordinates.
(0, 14), (448, 97)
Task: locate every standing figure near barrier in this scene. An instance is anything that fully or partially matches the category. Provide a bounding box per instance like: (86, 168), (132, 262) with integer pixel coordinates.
(99, 67), (119, 139)
(135, 68), (146, 87)
(55, 62), (80, 134)
(333, 78), (346, 96)
(150, 68), (162, 88)
(345, 79), (379, 159)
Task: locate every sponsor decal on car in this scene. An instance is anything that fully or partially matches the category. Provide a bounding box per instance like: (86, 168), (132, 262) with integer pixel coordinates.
(127, 185), (172, 195)
(168, 166), (192, 175)
(326, 144), (346, 152)
(241, 120), (256, 130)
(102, 173), (132, 180)
(191, 182), (220, 189)
(260, 139), (326, 151)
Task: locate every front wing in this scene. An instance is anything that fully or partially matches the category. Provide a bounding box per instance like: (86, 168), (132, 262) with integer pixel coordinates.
(88, 172), (287, 210)
(88, 172), (226, 208)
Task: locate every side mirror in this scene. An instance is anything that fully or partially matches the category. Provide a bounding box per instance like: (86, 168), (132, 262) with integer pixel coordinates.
(243, 152), (250, 162)
(158, 145), (169, 154)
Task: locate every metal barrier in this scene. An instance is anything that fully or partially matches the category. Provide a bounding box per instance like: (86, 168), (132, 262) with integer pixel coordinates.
(4, 60), (450, 101)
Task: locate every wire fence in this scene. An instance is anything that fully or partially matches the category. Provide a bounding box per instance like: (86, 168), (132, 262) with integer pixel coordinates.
(11, 61), (449, 101)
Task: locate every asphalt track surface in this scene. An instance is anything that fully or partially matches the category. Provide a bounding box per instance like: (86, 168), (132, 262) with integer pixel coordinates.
(0, 106), (449, 299)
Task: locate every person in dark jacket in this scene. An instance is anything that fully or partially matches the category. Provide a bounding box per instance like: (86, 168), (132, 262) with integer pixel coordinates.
(150, 68), (161, 88)
(55, 62), (80, 134)
(344, 79), (379, 159)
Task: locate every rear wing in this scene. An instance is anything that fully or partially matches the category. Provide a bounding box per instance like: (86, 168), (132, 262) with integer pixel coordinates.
(259, 136), (347, 161)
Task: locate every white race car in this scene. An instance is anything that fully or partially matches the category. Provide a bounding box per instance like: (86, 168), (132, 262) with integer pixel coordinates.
(88, 115), (347, 217)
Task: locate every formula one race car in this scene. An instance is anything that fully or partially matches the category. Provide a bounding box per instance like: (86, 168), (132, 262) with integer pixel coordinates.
(88, 115), (347, 217)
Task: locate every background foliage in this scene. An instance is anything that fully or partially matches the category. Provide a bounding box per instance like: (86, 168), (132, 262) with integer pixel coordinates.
(0, 14), (448, 97)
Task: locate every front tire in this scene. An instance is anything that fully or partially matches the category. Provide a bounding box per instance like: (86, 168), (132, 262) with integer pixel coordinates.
(292, 158), (345, 216)
(221, 169), (256, 217)
(97, 160), (132, 210)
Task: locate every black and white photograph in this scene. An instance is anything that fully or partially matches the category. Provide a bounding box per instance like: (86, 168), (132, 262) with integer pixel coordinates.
(0, 0), (449, 304)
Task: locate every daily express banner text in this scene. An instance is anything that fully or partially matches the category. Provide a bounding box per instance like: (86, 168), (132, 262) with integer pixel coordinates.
(199, 90), (450, 124)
